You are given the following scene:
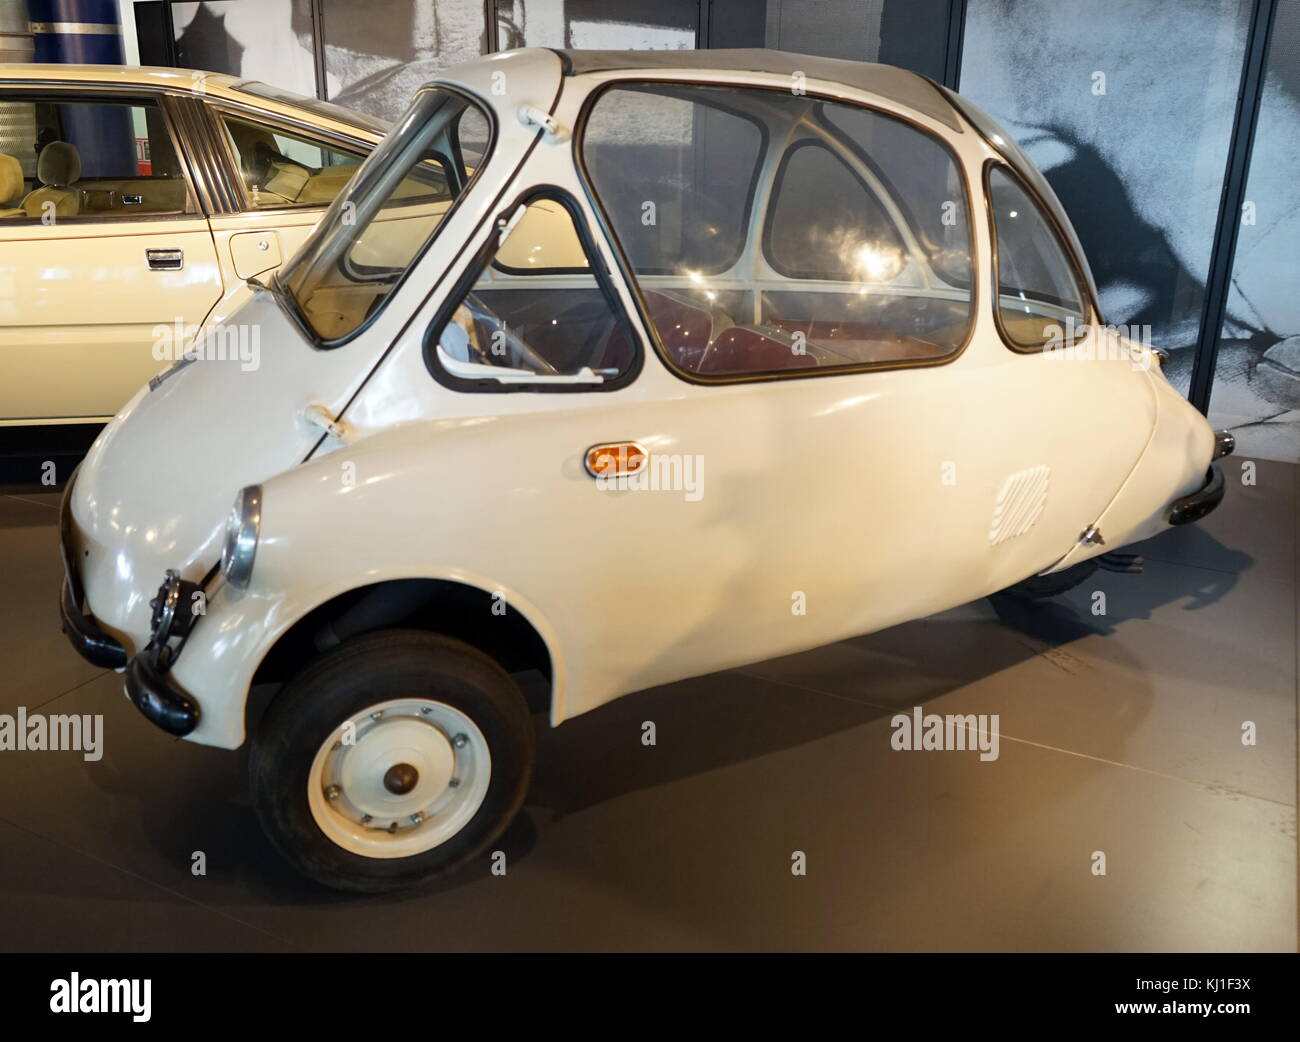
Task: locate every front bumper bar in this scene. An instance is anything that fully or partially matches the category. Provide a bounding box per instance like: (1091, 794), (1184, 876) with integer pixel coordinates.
(1167, 463), (1225, 526)
(63, 578), (201, 736)
(60, 469), (199, 737)
(124, 652), (200, 736)
(60, 577), (127, 670)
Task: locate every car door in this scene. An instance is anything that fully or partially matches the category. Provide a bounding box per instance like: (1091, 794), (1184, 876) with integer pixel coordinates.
(198, 106), (373, 324)
(0, 87), (223, 423)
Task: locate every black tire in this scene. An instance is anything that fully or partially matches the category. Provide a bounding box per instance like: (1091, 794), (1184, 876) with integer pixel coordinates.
(996, 559), (1099, 600)
(249, 629), (534, 893)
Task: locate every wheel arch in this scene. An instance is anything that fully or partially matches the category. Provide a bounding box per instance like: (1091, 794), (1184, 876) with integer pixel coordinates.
(247, 576), (558, 733)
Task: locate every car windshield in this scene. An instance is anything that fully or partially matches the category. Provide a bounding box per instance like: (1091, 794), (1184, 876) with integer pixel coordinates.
(279, 87), (490, 343)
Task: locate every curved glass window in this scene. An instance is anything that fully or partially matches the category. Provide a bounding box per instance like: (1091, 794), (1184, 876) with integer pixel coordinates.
(583, 85), (763, 276)
(281, 88), (490, 343)
(987, 165), (1087, 349)
(581, 83), (973, 379)
(766, 142), (905, 282)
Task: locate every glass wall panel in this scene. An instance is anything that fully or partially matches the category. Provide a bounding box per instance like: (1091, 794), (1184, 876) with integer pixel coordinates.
(495, 0), (698, 51)
(172, 0), (318, 97)
(708, 0), (950, 81)
(960, 0), (1254, 395)
(1208, 0), (1300, 462)
(322, 0), (487, 121)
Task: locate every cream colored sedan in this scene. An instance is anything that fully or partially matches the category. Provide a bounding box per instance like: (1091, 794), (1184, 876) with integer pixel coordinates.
(0, 64), (392, 426)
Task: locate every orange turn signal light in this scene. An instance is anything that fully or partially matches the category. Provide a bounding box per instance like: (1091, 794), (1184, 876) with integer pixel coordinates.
(585, 442), (647, 478)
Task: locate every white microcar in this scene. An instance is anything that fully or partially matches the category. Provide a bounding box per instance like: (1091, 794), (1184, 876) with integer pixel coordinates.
(60, 48), (1232, 891)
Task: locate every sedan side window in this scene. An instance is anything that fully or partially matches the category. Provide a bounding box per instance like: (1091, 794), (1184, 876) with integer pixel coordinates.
(426, 193), (639, 390)
(987, 164), (1087, 350)
(0, 96), (192, 220)
(221, 115), (364, 209)
(582, 84), (974, 380)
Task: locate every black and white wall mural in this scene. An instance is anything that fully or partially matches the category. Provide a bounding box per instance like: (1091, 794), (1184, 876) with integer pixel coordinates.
(1208, 0), (1299, 462)
(960, 0), (1296, 462)
(171, 0), (318, 97)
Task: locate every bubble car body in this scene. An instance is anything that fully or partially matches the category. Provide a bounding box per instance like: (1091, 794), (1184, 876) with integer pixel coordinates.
(59, 49), (1229, 890)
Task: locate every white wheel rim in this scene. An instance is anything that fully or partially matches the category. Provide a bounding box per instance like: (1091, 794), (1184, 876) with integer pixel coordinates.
(307, 698), (492, 859)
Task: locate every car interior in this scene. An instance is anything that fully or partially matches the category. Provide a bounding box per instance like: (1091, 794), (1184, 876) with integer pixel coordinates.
(432, 84), (978, 382)
(221, 116), (364, 208)
(0, 97), (191, 219)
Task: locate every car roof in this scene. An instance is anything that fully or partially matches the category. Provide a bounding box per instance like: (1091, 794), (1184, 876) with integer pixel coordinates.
(0, 63), (386, 139)
(0, 62), (241, 91)
(552, 48), (963, 131)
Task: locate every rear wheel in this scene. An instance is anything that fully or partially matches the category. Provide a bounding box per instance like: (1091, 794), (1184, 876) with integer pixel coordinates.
(250, 630), (534, 893)
(996, 559), (1099, 600)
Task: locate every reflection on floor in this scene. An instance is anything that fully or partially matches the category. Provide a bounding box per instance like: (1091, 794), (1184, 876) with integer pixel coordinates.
(0, 460), (1294, 952)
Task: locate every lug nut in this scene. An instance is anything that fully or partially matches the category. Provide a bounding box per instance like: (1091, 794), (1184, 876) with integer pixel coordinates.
(452, 733), (468, 749)
(325, 785), (341, 801)
(410, 812), (424, 825)
(449, 778), (460, 789)
(360, 814), (372, 824)
(370, 711), (383, 720)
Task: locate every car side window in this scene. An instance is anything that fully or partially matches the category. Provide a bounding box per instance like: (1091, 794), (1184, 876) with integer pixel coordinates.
(766, 142), (904, 281)
(0, 95), (193, 220)
(426, 193), (639, 390)
(581, 83), (974, 380)
(220, 115), (364, 209)
(987, 164), (1087, 350)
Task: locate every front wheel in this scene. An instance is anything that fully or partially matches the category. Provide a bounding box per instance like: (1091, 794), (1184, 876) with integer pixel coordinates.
(250, 630), (534, 893)
(995, 559), (1099, 600)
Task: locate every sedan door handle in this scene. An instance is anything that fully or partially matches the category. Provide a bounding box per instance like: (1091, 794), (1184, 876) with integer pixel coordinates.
(146, 248), (184, 270)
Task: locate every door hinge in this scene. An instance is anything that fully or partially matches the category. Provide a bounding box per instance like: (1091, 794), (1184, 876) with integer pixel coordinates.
(304, 403), (352, 443)
(517, 104), (568, 142)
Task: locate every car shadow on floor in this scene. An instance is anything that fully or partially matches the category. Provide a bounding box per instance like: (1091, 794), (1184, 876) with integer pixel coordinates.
(523, 526), (1252, 817)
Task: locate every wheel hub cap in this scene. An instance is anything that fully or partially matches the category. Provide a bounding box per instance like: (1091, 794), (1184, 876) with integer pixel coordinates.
(306, 698), (492, 859)
(383, 762), (420, 795)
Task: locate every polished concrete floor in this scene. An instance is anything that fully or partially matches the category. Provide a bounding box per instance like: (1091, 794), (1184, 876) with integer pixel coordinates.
(0, 460), (1295, 952)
